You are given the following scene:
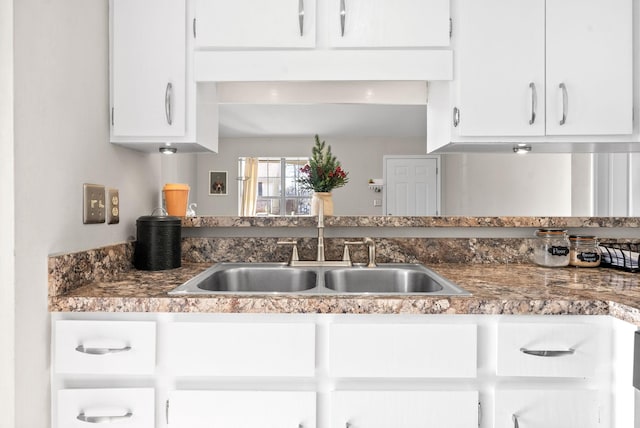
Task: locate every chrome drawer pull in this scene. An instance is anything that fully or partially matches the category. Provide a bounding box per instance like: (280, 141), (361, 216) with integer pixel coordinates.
(298, 0), (305, 36)
(559, 82), (568, 126)
(165, 82), (173, 125)
(340, 0), (346, 37)
(529, 82), (537, 125)
(77, 411), (133, 423)
(520, 347), (575, 357)
(75, 345), (132, 355)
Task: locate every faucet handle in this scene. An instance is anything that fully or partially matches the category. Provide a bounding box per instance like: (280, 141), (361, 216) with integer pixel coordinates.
(344, 238), (377, 268)
(277, 240), (300, 265)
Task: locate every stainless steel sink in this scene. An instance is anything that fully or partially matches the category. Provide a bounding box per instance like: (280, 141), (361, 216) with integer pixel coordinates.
(168, 262), (470, 296)
(168, 263), (317, 294)
(324, 264), (470, 295)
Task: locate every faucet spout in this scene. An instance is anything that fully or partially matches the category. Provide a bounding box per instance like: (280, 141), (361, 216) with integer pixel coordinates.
(316, 197), (325, 262)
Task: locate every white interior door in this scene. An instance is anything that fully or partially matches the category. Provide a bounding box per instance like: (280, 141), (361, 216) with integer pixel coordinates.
(384, 156), (439, 216)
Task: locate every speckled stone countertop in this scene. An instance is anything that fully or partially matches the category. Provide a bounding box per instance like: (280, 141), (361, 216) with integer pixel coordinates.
(48, 262), (640, 326)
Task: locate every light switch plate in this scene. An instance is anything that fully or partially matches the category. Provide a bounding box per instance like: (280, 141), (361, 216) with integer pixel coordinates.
(107, 188), (120, 224)
(83, 184), (105, 224)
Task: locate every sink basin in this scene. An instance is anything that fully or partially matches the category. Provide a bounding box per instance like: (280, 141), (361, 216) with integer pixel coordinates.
(168, 263), (317, 294)
(168, 262), (470, 296)
(324, 264), (471, 295)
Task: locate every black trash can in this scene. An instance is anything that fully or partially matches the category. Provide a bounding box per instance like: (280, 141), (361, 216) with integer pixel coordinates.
(134, 215), (181, 270)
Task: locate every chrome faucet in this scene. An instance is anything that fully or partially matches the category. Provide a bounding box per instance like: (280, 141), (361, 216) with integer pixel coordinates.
(278, 198), (356, 267)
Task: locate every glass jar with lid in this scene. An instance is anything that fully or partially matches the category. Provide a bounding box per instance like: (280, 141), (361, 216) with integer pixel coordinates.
(532, 229), (570, 267)
(569, 235), (601, 267)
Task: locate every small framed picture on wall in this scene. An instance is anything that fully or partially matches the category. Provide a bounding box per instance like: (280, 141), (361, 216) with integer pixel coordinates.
(209, 171), (228, 195)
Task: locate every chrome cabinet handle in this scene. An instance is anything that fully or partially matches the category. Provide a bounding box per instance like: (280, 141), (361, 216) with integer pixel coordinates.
(75, 344), (132, 355)
(165, 82), (173, 125)
(193, 18), (196, 39)
(77, 411), (133, 423)
(340, 0), (346, 37)
(512, 414), (519, 428)
(298, 0), (305, 36)
(520, 347), (575, 357)
(559, 82), (568, 126)
(453, 107), (460, 127)
(529, 82), (537, 125)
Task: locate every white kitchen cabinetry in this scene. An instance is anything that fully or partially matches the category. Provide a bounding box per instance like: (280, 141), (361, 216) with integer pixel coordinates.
(331, 390), (478, 428)
(109, 0), (217, 152)
(58, 388), (155, 428)
(497, 321), (607, 378)
(327, 0), (450, 48)
(495, 389), (603, 428)
(194, 0), (316, 49)
(166, 321), (316, 377)
(54, 320), (156, 375)
(168, 390), (316, 427)
(111, 0), (185, 138)
(452, 0), (632, 138)
(329, 323), (476, 377)
(545, 0), (632, 136)
(52, 313), (627, 428)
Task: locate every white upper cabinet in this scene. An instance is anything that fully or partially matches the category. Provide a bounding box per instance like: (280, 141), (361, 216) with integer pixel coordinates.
(545, 0), (633, 135)
(453, 0), (632, 138)
(327, 0), (450, 48)
(455, 0), (545, 136)
(194, 0), (317, 48)
(111, 0), (186, 137)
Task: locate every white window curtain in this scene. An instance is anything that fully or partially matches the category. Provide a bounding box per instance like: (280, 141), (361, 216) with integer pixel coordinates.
(240, 157), (259, 216)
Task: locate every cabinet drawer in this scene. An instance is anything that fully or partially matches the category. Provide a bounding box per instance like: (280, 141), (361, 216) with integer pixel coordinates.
(166, 322), (316, 376)
(57, 388), (154, 428)
(497, 322), (607, 377)
(54, 320), (156, 375)
(331, 390), (478, 427)
(168, 390), (316, 427)
(329, 323), (477, 378)
(495, 389), (604, 428)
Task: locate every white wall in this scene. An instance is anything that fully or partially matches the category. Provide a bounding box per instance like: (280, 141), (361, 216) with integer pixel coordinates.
(194, 137), (426, 215)
(441, 153), (573, 216)
(13, 1), (161, 426)
(0, 0), (14, 426)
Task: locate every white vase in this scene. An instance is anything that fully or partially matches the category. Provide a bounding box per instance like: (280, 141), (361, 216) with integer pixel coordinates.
(311, 192), (334, 216)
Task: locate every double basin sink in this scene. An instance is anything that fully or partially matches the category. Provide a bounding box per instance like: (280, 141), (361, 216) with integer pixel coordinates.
(168, 263), (471, 296)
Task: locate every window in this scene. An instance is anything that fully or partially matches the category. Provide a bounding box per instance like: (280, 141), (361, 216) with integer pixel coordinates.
(239, 157), (311, 216)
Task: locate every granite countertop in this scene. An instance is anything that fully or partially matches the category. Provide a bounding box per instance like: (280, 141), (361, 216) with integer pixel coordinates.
(48, 262), (640, 325)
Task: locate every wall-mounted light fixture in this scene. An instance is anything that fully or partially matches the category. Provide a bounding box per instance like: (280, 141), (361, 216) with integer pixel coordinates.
(159, 146), (177, 154)
(513, 144), (532, 154)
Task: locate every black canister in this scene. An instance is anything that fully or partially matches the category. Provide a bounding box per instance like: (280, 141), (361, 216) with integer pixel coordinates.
(134, 215), (181, 270)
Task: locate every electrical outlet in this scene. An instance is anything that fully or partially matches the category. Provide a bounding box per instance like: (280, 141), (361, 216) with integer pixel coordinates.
(107, 188), (120, 224)
(373, 199), (382, 207)
(83, 184), (105, 224)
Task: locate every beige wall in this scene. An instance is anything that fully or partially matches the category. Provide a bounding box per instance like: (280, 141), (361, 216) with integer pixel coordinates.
(13, 1), (160, 425)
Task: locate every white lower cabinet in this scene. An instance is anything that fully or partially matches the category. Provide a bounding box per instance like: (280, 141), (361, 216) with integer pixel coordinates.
(331, 390), (478, 428)
(57, 388), (155, 428)
(168, 390), (316, 427)
(495, 389), (604, 428)
(51, 314), (628, 428)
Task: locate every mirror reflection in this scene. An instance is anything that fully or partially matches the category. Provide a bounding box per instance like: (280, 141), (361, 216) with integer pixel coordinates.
(162, 136), (637, 217)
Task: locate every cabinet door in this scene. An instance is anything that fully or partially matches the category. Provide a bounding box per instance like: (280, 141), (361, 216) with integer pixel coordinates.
(455, 0), (545, 136)
(167, 322), (316, 376)
(194, 0), (316, 48)
(328, 0), (450, 48)
(331, 390), (478, 428)
(111, 0), (185, 137)
(545, 0), (632, 135)
(57, 388), (154, 428)
(329, 323), (476, 378)
(168, 390), (316, 428)
(495, 389), (604, 428)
